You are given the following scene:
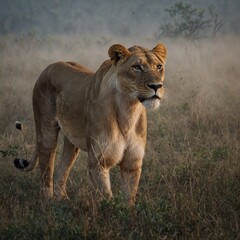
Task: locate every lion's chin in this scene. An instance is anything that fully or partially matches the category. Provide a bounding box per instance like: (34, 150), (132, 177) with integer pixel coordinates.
(142, 98), (160, 110)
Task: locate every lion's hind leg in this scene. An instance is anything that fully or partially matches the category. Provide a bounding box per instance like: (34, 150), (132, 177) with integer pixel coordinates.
(37, 128), (59, 201)
(55, 137), (80, 200)
(32, 77), (62, 200)
(33, 103), (60, 200)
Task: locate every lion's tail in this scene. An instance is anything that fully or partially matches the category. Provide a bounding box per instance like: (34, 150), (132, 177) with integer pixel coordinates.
(13, 121), (39, 172)
(14, 146), (38, 171)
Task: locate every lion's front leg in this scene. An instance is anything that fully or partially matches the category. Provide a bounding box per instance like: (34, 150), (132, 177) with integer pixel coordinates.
(88, 151), (113, 201)
(88, 166), (112, 200)
(119, 142), (144, 205)
(120, 160), (142, 206)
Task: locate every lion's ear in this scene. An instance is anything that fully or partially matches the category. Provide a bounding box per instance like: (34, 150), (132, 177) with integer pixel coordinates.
(152, 43), (167, 62)
(108, 44), (130, 66)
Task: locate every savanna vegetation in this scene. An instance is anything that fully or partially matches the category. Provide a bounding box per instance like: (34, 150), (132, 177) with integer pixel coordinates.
(0, 1), (240, 240)
(0, 33), (239, 239)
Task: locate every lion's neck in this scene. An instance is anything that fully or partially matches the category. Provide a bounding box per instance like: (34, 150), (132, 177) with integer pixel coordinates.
(92, 65), (145, 136)
(114, 91), (145, 136)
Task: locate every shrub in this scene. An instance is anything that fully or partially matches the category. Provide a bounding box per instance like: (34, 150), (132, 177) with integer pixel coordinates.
(157, 2), (224, 40)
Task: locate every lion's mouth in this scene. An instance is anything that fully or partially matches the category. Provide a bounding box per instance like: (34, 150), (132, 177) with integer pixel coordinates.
(138, 95), (161, 103)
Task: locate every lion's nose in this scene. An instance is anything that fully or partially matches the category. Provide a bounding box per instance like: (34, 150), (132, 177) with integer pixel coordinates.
(147, 83), (163, 92)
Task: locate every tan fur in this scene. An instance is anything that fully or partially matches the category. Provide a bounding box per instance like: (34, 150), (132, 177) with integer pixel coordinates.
(22, 43), (167, 205)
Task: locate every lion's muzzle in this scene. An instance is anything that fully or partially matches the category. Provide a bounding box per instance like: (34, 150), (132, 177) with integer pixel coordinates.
(138, 94), (161, 103)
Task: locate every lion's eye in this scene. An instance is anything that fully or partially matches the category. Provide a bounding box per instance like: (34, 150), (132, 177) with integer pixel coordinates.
(132, 65), (142, 72)
(157, 64), (163, 71)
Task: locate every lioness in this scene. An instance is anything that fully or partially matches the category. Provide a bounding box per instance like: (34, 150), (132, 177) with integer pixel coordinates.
(14, 43), (167, 205)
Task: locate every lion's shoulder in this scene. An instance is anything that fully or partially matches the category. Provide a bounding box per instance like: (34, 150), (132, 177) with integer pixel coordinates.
(95, 60), (112, 78)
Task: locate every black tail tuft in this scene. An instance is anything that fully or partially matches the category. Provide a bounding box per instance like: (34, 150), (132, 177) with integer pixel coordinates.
(15, 121), (22, 131)
(14, 158), (29, 170)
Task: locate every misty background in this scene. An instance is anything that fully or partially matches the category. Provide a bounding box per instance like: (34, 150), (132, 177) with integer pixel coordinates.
(0, 0), (239, 133)
(0, 0), (240, 38)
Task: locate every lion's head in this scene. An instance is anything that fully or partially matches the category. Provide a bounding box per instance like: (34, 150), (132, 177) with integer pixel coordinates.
(108, 43), (167, 109)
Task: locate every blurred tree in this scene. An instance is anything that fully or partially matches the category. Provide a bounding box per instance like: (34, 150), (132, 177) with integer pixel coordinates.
(208, 4), (225, 38)
(157, 2), (224, 40)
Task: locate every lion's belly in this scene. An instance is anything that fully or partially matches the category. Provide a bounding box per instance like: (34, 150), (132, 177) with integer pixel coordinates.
(56, 117), (88, 151)
(56, 89), (89, 151)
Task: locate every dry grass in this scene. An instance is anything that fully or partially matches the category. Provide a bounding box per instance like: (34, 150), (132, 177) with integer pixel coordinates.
(0, 34), (240, 239)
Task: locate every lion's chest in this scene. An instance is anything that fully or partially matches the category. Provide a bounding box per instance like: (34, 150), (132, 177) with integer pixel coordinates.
(92, 130), (145, 169)
(87, 112), (146, 168)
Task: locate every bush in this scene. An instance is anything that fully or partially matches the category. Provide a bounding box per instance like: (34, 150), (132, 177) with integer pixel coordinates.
(157, 2), (224, 40)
